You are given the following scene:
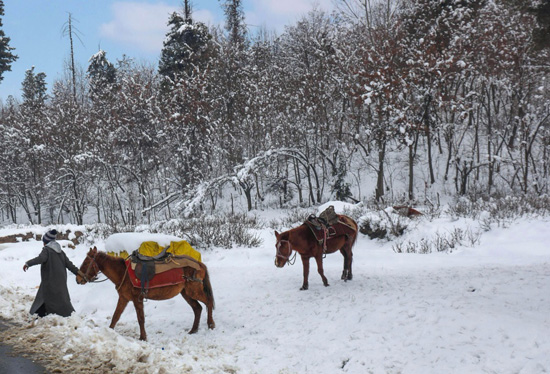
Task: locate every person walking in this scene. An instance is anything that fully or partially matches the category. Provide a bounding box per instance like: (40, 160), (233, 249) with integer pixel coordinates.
(23, 229), (82, 317)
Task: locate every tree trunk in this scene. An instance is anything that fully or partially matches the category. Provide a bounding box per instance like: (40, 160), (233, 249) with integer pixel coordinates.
(375, 138), (386, 201)
(423, 94), (435, 185)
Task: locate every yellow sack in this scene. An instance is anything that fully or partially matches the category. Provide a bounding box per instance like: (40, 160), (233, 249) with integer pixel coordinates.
(134, 240), (201, 262)
(137, 241), (163, 257)
(167, 240), (201, 262)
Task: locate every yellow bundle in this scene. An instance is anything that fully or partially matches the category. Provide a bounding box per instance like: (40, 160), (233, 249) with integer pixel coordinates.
(137, 240), (202, 262)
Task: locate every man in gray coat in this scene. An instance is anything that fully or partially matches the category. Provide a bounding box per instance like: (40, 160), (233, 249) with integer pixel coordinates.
(23, 229), (82, 317)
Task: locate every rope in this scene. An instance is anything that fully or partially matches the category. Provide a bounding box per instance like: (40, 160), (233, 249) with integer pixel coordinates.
(89, 277), (108, 283)
(116, 265), (128, 292)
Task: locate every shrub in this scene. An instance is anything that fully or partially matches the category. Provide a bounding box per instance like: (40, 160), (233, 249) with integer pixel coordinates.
(149, 213), (263, 249)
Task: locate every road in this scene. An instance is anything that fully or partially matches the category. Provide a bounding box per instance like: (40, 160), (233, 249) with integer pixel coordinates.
(0, 318), (48, 374)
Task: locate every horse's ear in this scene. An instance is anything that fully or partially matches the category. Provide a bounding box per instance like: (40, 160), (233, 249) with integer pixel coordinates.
(92, 246), (98, 253)
(274, 231), (280, 239)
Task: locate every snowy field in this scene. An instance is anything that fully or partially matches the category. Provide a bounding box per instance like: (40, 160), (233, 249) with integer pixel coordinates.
(0, 210), (550, 374)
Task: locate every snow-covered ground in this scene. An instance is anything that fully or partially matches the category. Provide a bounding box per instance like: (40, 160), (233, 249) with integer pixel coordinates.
(0, 210), (549, 374)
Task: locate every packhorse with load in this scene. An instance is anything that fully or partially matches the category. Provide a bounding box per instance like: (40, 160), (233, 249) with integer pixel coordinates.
(77, 236), (215, 341)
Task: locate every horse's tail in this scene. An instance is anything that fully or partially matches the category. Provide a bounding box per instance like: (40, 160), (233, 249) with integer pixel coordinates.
(202, 264), (215, 309)
(339, 215), (359, 249)
(350, 218), (359, 248)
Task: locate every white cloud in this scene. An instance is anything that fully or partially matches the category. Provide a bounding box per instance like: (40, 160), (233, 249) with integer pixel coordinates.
(99, 2), (177, 54)
(99, 0), (334, 52)
(246, 0), (334, 33)
(251, 0), (312, 16)
(193, 9), (218, 27)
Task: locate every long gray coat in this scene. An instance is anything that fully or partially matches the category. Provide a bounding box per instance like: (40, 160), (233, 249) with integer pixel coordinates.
(26, 241), (79, 317)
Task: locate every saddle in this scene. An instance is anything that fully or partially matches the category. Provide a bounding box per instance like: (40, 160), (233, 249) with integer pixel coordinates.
(305, 206), (341, 252)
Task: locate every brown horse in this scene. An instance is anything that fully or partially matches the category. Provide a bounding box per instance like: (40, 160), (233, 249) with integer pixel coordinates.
(274, 215), (358, 290)
(77, 247), (215, 341)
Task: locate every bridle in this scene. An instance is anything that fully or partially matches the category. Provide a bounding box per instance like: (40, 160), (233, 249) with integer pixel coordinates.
(275, 239), (297, 266)
(80, 252), (104, 283)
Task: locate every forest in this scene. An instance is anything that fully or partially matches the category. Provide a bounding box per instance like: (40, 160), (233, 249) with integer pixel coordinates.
(0, 0), (549, 227)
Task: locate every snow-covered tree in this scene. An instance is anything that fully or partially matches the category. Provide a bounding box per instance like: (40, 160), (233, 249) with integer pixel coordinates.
(87, 49), (117, 103)
(0, 0), (17, 83)
(158, 11), (213, 82)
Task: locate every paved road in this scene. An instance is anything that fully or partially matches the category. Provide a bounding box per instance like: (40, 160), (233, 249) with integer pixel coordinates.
(0, 318), (48, 374)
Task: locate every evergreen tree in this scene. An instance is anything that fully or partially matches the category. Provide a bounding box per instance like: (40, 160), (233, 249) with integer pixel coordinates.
(21, 66), (47, 109)
(221, 0), (247, 48)
(16, 67), (49, 224)
(332, 161), (352, 202)
(87, 49), (116, 102)
(0, 0), (17, 83)
(532, 0), (550, 50)
(158, 11), (213, 81)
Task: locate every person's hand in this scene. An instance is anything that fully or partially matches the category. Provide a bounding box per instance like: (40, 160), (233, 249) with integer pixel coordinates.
(23, 264), (28, 272)
(77, 270), (87, 283)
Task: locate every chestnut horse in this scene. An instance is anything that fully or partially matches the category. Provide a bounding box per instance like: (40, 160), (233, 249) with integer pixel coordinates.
(274, 214), (358, 290)
(77, 247), (215, 341)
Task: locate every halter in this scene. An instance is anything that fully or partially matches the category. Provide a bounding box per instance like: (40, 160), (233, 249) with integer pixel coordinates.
(81, 252), (103, 283)
(275, 239), (297, 266)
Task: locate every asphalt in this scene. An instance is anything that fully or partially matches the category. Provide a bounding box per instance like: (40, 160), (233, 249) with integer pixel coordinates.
(0, 318), (49, 374)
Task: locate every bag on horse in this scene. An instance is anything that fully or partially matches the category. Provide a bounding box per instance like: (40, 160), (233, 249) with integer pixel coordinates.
(129, 240), (203, 295)
(305, 206), (354, 253)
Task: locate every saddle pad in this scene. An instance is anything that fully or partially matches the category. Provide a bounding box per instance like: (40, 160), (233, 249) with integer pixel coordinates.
(126, 259), (186, 289)
(156, 255), (202, 272)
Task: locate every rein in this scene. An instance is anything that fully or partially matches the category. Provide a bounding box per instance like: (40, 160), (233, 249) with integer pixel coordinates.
(276, 239), (297, 266)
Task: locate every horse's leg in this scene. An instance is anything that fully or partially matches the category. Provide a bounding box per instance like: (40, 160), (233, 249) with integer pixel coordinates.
(346, 236), (354, 281)
(180, 290), (202, 334)
(314, 255), (329, 287)
(347, 248), (353, 281)
(340, 248), (349, 281)
(300, 255), (310, 290)
(109, 295), (129, 330)
(132, 297), (147, 341)
(206, 303), (215, 330)
(201, 274), (216, 330)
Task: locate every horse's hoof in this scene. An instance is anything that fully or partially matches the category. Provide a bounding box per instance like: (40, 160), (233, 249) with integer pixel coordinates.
(300, 285), (308, 290)
(324, 283), (330, 287)
(347, 275), (353, 281)
(188, 328), (198, 334)
(208, 322), (216, 330)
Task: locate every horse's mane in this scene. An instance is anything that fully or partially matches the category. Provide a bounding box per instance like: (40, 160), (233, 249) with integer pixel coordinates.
(282, 223), (311, 242)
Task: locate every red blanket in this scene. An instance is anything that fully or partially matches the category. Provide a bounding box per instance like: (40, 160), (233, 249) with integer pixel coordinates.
(126, 259), (186, 289)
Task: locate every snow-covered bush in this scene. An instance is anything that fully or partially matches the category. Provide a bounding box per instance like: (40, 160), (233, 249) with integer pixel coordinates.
(357, 208), (411, 240)
(148, 213), (263, 249)
(447, 194), (550, 228)
(268, 207), (315, 230)
(392, 227), (481, 254)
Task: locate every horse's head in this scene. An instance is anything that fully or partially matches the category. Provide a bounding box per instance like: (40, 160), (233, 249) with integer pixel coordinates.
(77, 246), (100, 284)
(274, 231), (294, 267)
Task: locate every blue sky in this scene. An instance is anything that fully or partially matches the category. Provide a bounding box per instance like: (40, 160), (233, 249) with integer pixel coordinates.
(0, 0), (332, 102)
